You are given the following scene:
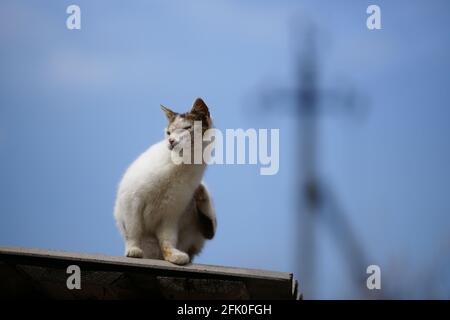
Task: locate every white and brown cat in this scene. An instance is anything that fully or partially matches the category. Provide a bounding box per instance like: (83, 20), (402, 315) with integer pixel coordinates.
(114, 98), (216, 265)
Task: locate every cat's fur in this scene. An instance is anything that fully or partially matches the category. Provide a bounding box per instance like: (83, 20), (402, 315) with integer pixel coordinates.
(114, 98), (216, 265)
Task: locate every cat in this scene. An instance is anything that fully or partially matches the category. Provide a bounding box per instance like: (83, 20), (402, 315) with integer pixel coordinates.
(114, 98), (216, 265)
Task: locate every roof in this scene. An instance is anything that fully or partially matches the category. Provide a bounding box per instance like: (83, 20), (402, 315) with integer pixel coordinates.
(0, 246), (299, 299)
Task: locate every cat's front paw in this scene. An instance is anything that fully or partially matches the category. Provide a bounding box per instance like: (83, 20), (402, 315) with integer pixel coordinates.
(165, 250), (190, 265)
(125, 246), (144, 258)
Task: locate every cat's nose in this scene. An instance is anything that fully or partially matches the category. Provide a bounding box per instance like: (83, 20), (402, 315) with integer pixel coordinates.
(169, 138), (175, 146)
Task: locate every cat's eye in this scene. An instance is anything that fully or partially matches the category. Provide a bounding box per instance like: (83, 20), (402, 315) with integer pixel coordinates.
(166, 130), (170, 135)
(183, 125), (192, 130)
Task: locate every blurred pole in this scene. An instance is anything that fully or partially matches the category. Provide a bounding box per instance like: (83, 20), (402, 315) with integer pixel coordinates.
(296, 27), (320, 299)
(258, 22), (370, 298)
(295, 28), (370, 298)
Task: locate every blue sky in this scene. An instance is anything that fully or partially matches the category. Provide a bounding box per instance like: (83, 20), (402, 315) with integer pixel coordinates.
(1, 0), (449, 299)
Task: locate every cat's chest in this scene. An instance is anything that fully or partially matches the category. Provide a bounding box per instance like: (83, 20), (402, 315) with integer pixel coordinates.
(152, 169), (194, 202)
(142, 164), (202, 216)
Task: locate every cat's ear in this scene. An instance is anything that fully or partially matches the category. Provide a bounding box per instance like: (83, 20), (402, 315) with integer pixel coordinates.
(191, 98), (210, 118)
(160, 104), (176, 122)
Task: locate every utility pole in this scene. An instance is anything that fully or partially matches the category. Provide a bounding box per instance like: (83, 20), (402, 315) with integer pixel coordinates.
(296, 26), (321, 299)
(262, 24), (368, 298)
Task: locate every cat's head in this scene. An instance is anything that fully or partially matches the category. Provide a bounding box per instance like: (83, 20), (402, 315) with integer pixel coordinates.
(160, 98), (212, 150)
